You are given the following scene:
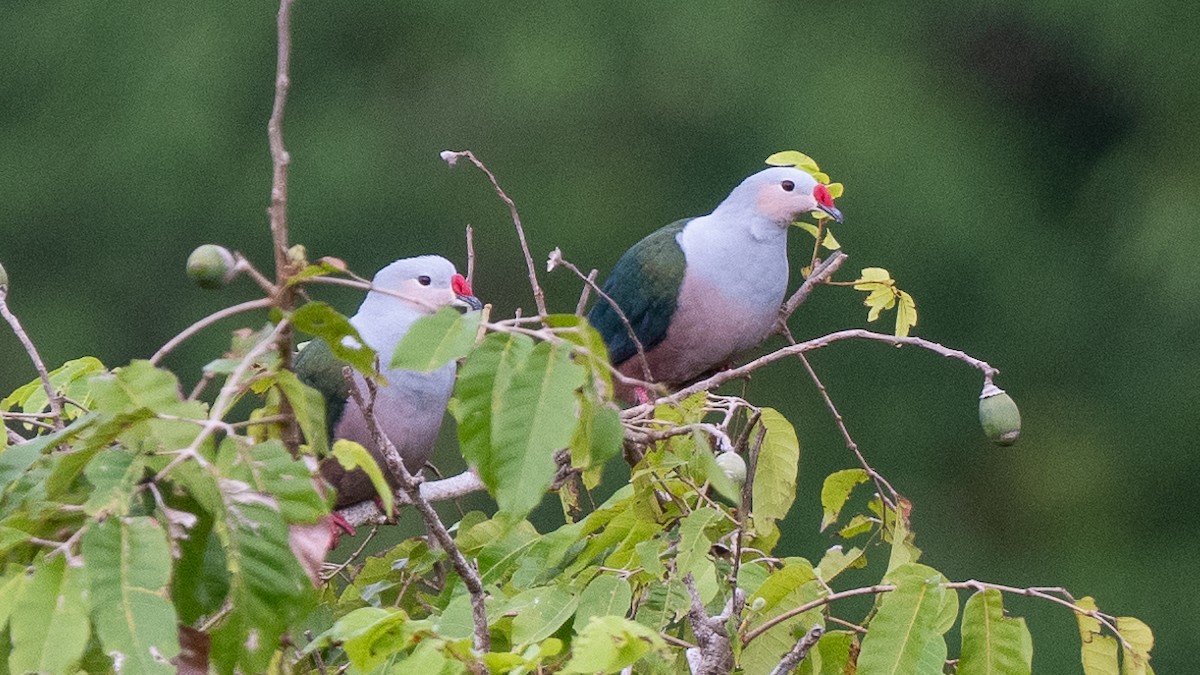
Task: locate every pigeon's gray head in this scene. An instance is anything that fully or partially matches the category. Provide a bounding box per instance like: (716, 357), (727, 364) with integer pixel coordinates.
(723, 166), (844, 227)
(360, 255), (481, 317)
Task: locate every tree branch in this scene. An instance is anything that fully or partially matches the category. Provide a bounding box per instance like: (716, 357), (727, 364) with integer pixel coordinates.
(0, 287), (64, 430)
(768, 625), (823, 675)
(776, 251), (848, 330)
(442, 150), (547, 318)
(346, 374), (491, 657)
(150, 298), (275, 365)
(627, 328), (1000, 419)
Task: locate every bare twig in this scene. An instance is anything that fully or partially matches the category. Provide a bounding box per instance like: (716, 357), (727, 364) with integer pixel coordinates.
(788, 333), (899, 511)
(776, 251), (848, 330)
(156, 320), (290, 481)
(769, 625), (824, 675)
(268, 0), (294, 280)
(742, 579), (1135, 654)
(628, 328), (1000, 419)
(442, 150), (547, 317)
(335, 470), (489, 528)
(346, 375), (491, 656)
(574, 269), (599, 316)
(150, 298), (274, 365)
(465, 224), (476, 285)
(0, 287), (64, 430)
(548, 247), (652, 381)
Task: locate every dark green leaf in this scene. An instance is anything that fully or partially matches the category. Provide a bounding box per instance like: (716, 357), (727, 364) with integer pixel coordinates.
(511, 584), (579, 644)
(291, 302), (377, 375)
(273, 369), (329, 457)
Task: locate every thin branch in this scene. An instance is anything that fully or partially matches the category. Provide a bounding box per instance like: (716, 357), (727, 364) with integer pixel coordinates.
(742, 584), (892, 646)
(628, 328), (1000, 419)
(442, 150), (547, 317)
(776, 251), (848, 330)
(150, 298), (274, 365)
(335, 470), (489, 529)
(268, 0), (294, 281)
(574, 269), (599, 317)
(346, 375), (491, 656)
(0, 287), (64, 430)
(769, 625), (824, 675)
(789, 333), (899, 511)
(465, 224), (476, 285)
(548, 247), (653, 382)
(155, 320), (290, 481)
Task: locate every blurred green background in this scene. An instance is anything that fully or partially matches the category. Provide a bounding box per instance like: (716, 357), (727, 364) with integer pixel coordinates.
(2, 0), (1195, 670)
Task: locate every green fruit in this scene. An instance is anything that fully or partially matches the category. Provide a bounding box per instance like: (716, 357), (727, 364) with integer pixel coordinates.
(715, 452), (747, 486)
(979, 386), (1021, 446)
(0, 261), (7, 288)
(187, 245), (236, 289)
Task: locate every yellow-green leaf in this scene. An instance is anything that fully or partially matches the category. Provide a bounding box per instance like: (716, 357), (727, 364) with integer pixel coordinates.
(1117, 616), (1153, 675)
(959, 589), (1033, 675)
(793, 222), (841, 250)
(332, 439), (394, 517)
(752, 408), (800, 536)
(820, 468), (869, 531)
(766, 150), (821, 174)
(895, 291), (918, 337)
(858, 563), (949, 675)
(563, 616), (668, 674)
(1077, 597), (1120, 675)
(390, 307), (482, 372)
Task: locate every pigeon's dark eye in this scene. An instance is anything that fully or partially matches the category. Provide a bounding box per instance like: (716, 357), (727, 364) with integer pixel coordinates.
(417, 275), (432, 286)
(781, 180), (795, 192)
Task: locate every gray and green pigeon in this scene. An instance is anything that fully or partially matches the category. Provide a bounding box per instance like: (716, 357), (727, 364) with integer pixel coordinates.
(588, 166), (843, 401)
(295, 255), (482, 507)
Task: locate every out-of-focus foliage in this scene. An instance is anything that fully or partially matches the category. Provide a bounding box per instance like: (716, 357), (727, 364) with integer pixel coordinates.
(0, 0), (1194, 669)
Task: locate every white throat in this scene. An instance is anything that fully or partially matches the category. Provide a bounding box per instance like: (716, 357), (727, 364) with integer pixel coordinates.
(676, 213), (789, 316)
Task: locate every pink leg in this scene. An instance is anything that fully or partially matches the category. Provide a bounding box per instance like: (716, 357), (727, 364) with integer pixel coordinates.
(327, 512), (356, 549)
(634, 386), (652, 405)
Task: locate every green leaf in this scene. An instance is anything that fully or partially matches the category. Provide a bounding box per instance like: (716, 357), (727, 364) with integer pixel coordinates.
(816, 545), (865, 582)
(0, 566), (31, 632)
(1116, 616), (1153, 675)
(766, 150), (821, 174)
(959, 589), (1033, 675)
(218, 438), (328, 525)
(10, 556), (90, 674)
(83, 517), (180, 674)
(332, 439), (393, 517)
(820, 468), (869, 531)
(569, 389), (624, 479)
(742, 559), (824, 675)
(272, 369), (329, 457)
(457, 334), (585, 518)
(83, 447), (146, 516)
(857, 563), (949, 675)
(563, 615), (668, 674)
(391, 307), (482, 372)
(511, 584), (580, 644)
(793, 221), (841, 250)
(752, 408), (800, 536)
(1, 356), (105, 417)
(676, 507), (723, 578)
(886, 508), (921, 572)
(895, 290), (918, 337)
(574, 575), (633, 632)
(291, 301), (377, 375)
(1077, 596), (1120, 675)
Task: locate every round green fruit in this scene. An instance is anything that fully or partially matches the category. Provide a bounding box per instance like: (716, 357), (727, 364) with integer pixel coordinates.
(187, 245), (236, 289)
(979, 387), (1021, 446)
(715, 452), (747, 486)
